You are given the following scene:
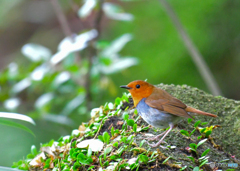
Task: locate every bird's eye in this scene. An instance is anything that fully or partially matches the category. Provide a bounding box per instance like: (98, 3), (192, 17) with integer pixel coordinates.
(136, 84), (140, 89)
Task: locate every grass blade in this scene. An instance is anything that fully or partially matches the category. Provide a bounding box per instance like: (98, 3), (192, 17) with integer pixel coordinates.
(0, 118), (35, 136)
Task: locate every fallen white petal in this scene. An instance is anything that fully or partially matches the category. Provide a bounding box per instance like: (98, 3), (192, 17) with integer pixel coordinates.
(128, 157), (137, 165)
(77, 139), (103, 152)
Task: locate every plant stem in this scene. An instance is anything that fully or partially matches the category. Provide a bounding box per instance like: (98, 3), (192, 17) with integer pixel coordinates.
(159, 0), (222, 96)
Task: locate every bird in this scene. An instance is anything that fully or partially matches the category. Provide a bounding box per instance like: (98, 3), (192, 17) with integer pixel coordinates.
(120, 80), (217, 148)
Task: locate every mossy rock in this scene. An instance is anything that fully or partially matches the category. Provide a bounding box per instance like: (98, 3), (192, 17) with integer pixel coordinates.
(157, 83), (240, 158)
(12, 84), (240, 171)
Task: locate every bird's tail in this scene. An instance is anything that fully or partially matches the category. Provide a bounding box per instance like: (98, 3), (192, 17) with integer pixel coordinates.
(186, 106), (217, 117)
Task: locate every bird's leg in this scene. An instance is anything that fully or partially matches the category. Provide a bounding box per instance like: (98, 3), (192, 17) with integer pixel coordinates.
(145, 130), (167, 141)
(147, 123), (175, 148)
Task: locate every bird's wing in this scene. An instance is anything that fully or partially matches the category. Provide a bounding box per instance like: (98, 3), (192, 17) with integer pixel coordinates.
(145, 87), (192, 118)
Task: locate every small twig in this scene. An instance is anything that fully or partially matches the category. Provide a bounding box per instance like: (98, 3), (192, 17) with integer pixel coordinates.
(159, 0), (222, 96)
(50, 0), (81, 61)
(50, 0), (74, 40)
(85, 45), (94, 110)
(94, 0), (104, 40)
(94, 119), (104, 139)
(108, 123), (113, 130)
(69, 0), (87, 30)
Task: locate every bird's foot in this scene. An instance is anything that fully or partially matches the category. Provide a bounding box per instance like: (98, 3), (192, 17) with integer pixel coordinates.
(144, 136), (158, 141)
(146, 141), (167, 149)
(144, 131), (166, 141)
(145, 136), (165, 142)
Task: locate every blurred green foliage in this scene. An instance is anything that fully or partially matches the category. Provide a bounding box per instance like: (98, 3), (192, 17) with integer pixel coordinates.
(0, 0), (239, 167)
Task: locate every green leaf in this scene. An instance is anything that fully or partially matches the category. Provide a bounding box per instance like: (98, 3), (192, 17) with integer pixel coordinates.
(44, 163), (50, 169)
(103, 131), (110, 144)
(201, 148), (210, 157)
(27, 153), (35, 159)
(58, 136), (63, 142)
(194, 120), (201, 127)
(197, 136), (202, 140)
(73, 162), (81, 169)
(87, 148), (92, 158)
(103, 161), (109, 166)
(127, 119), (134, 127)
(104, 146), (112, 160)
(120, 136), (127, 143)
(180, 130), (189, 137)
(31, 145), (38, 156)
(123, 113), (129, 121)
(189, 128), (196, 136)
(115, 97), (122, 105)
(48, 139), (55, 147)
(110, 155), (117, 160)
(139, 154), (148, 164)
(98, 135), (104, 142)
(150, 151), (157, 159)
(197, 139), (208, 148)
(122, 123), (127, 131)
(205, 130), (212, 137)
(77, 153), (93, 165)
(0, 118), (35, 136)
(45, 158), (51, 164)
(133, 124), (137, 132)
(179, 166), (187, 171)
(187, 156), (195, 162)
(189, 143), (197, 150)
(139, 126), (149, 132)
(190, 148), (197, 153)
(99, 57), (112, 66)
(130, 163), (139, 170)
(200, 128), (206, 133)
(193, 166), (199, 171)
(105, 146), (112, 155)
(131, 148), (140, 153)
(199, 159), (208, 167)
(139, 140), (145, 148)
(96, 40), (110, 49)
(162, 156), (171, 164)
(122, 93), (129, 103)
(71, 140), (77, 148)
(201, 122), (208, 126)
(85, 158), (93, 165)
(113, 141), (118, 148)
(99, 155), (103, 167)
(188, 118), (193, 123)
(114, 129), (120, 134)
(127, 135), (134, 144)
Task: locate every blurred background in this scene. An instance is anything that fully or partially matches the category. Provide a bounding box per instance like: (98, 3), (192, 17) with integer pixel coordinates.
(0, 0), (239, 167)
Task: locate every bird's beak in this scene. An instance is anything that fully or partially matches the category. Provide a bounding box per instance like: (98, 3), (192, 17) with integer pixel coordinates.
(120, 85), (132, 90)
